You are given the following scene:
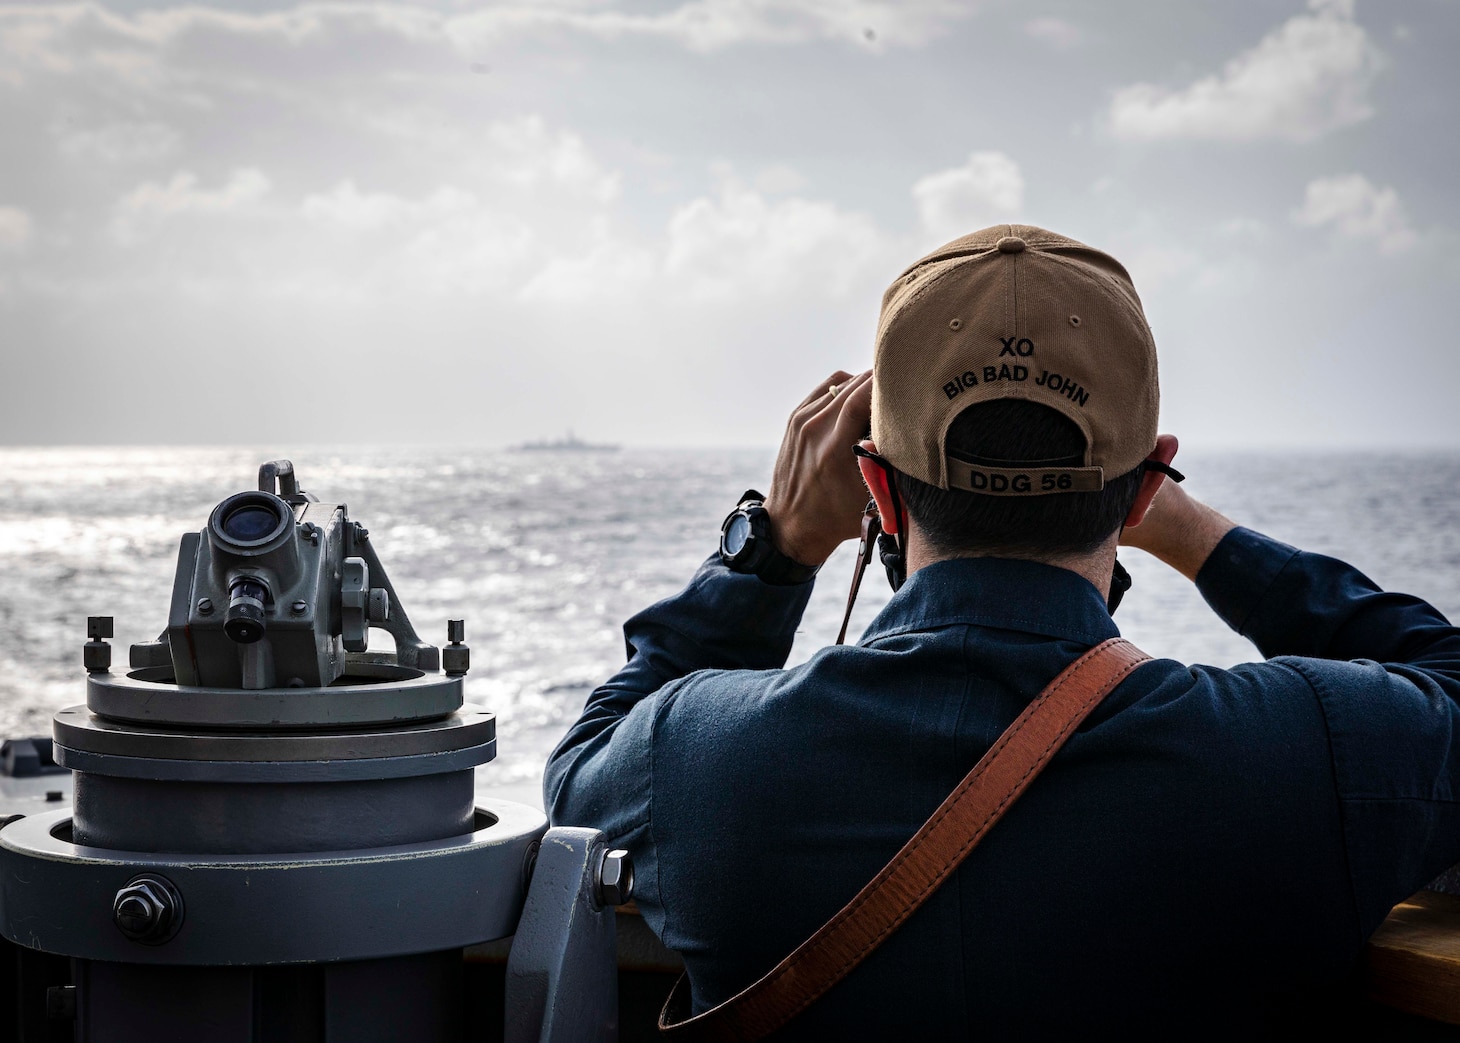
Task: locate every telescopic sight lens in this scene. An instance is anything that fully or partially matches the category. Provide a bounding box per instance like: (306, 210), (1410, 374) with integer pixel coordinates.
(222, 504), (283, 543)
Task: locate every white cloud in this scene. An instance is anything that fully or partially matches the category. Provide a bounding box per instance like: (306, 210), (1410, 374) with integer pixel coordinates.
(294, 172), (889, 307)
(0, 207), (34, 253)
(119, 168), (271, 217)
(295, 190), (553, 298)
(390, 208), (541, 296)
(1024, 17), (1083, 50)
(55, 120), (180, 165)
(65, 114), (624, 299)
(296, 180), (540, 296)
(1118, 243), (1203, 294)
(912, 151), (1024, 240)
(753, 165), (810, 195)
(464, 150), (1008, 308)
(302, 181), (479, 232)
(662, 182), (886, 301)
(517, 230), (658, 305)
(293, 151), (890, 306)
(448, 0), (972, 52)
(1214, 216), (1268, 241)
(0, 0), (972, 88)
(1108, 0), (1383, 142)
(291, 116), (624, 295)
(1291, 173), (1417, 253)
(67, 132), (1022, 311)
(481, 117), (620, 203)
(112, 168), (271, 242)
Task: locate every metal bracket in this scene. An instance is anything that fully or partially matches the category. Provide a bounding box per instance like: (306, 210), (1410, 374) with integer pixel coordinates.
(344, 524), (439, 670)
(504, 826), (618, 1043)
(256, 460), (317, 505)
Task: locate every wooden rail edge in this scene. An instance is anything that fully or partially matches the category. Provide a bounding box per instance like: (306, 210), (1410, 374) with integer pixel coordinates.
(1365, 889), (1460, 1025)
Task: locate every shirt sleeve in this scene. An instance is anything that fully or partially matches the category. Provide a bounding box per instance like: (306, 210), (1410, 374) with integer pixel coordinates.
(541, 554), (813, 920)
(1196, 526), (1460, 668)
(1197, 526), (1460, 934)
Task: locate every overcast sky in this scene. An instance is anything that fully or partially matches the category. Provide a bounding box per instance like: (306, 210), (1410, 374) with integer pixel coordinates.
(1, 0), (1456, 448)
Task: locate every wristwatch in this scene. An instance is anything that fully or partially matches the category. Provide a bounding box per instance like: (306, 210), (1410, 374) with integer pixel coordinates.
(719, 489), (821, 586)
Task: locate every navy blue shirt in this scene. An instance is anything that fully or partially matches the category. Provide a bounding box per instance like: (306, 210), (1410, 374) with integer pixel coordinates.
(544, 528), (1460, 1037)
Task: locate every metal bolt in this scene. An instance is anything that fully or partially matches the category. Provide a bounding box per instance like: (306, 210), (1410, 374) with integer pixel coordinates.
(114, 893), (153, 934)
(596, 848), (634, 908)
(443, 619), (470, 677)
(291, 600), (308, 615)
(197, 598), (214, 615)
(112, 875), (184, 945)
(83, 616), (113, 673)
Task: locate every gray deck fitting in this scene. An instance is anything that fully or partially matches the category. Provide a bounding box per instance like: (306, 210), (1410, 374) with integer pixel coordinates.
(505, 826), (618, 1043)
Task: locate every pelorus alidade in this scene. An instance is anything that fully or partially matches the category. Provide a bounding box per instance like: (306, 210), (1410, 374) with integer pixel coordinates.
(0, 460), (626, 1042)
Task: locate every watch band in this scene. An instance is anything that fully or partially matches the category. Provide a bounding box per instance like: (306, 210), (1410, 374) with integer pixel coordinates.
(756, 541), (820, 586)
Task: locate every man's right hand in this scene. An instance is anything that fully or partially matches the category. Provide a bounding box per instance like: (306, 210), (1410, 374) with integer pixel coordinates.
(762, 370), (874, 568)
(1120, 477), (1238, 582)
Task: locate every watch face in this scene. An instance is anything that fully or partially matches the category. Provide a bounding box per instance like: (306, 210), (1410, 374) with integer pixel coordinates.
(722, 513), (752, 558)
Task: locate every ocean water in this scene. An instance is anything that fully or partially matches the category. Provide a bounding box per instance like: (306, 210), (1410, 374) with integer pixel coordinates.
(3, 446), (1460, 808)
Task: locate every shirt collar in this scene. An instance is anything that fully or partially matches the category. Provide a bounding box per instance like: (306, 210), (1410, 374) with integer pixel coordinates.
(859, 556), (1122, 647)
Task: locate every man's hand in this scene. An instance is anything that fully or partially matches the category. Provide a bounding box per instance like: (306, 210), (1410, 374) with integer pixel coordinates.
(1120, 478), (1238, 582)
(762, 370), (874, 567)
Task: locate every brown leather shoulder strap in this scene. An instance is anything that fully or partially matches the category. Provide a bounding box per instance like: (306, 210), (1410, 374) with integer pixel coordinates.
(660, 637), (1151, 1041)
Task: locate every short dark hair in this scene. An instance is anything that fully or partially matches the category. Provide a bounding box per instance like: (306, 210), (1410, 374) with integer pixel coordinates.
(894, 400), (1144, 558)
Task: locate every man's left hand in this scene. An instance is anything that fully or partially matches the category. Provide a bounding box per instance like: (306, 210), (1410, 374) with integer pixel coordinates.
(762, 369), (874, 568)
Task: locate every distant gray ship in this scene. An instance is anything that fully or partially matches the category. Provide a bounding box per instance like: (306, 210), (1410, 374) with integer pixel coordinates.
(513, 431), (620, 452)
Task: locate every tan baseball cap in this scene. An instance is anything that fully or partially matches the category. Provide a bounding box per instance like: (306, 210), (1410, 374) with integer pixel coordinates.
(871, 224), (1159, 495)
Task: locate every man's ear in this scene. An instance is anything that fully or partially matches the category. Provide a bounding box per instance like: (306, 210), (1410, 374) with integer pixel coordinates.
(856, 440), (900, 535)
(1125, 433), (1179, 528)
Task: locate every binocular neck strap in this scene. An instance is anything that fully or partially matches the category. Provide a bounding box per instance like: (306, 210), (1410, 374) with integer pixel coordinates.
(835, 507), (883, 646)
